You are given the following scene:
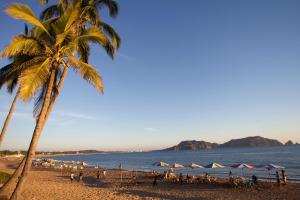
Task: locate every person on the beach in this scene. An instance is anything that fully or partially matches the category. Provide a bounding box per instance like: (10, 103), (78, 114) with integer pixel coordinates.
(186, 174), (191, 183)
(276, 171), (280, 185)
(152, 175), (158, 186)
(179, 173), (183, 184)
(252, 174), (258, 185)
(281, 170), (287, 184)
(79, 171), (83, 181)
(103, 170), (107, 178)
(97, 170), (100, 179)
(229, 171), (233, 183)
(70, 173), (74, 182)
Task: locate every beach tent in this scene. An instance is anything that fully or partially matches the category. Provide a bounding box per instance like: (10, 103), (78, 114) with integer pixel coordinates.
(153, 161), (169, 167)
(265, 164), (285, 171)
(231, 163), (255, 169)
(185, 163), (203, 169)
(205, 162), (225, 169)
(264, 164), (285, 181)
(172, 163), (184, 169)
(231, 163), (255, 177)
(205, 162), (225, 175)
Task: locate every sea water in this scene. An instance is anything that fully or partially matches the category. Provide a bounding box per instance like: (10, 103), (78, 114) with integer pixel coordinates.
(50, 145), (300, 181)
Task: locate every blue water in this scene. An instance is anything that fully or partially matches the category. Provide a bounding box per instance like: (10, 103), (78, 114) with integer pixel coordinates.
(50, 145), (300, 181)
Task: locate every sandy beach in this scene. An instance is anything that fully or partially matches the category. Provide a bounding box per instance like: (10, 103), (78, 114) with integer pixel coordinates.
(0, 157), (299, 200)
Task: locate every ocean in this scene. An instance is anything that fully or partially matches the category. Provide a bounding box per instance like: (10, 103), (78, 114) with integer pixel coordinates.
(50, 145), (300, 182)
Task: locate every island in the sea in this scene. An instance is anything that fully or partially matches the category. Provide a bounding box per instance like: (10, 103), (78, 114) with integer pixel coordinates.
(161, 136), (297, 151)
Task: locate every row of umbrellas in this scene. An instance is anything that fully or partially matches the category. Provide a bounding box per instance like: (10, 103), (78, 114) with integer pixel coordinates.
(153, 162), (285, 170)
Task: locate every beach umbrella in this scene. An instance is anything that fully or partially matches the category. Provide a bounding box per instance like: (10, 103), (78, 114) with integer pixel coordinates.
(264, 164), (285, 181)
(231, 163), (255, 177)
(152, 161), (169, 167)
(172, 163), (184, 169)
(265, 164), (285, 171)
(205, 162), (225, 169)
(231, 163), (255, 169)
(185, 163), (204, 169)
(205, 162), (225, 176)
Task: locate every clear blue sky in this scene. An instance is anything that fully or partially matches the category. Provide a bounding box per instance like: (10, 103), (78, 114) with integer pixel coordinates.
(0, 0), (300, 151)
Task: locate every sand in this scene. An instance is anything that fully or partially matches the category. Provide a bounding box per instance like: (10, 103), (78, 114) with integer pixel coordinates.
(1, 157), (300, 200)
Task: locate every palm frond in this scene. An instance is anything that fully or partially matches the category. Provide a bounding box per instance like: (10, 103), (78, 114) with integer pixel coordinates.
(6, 76), (19, 94)
(78, 40), (90, 63)
(0, 35), (44, 58)
(0, 63), (13, 89)
(40, 5), (60, 20)
(19, 58), (52, 101)
(74, 26), (114, 58)
(68, 56), (103, 93)
(96, 0), (119, 18)
(5, 3), (50, 35)
(99, 21), (121, 49)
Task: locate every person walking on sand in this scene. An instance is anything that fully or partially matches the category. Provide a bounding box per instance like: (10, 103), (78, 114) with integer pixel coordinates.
(103, 170), (107, 178)
(276, 171), (280, 185)
(97, 170), (100, 180)
(70, 173), (74, 182)
(179, 173), (183, 184)
(152, 175), (158, 186)
(281, 170), (287, 184)
(79, 171), (83, 182)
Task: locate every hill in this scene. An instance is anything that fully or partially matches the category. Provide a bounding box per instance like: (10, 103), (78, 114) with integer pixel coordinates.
(164, 140), (219, 151)
(161, 136), (284, 151)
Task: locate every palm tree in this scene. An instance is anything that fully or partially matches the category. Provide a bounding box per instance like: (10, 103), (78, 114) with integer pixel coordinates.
(0, 1), (120, 199)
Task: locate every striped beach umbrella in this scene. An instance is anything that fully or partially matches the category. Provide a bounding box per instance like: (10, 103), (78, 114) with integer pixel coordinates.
(231, 163), (255, 177)
(231, 163), (255, 169)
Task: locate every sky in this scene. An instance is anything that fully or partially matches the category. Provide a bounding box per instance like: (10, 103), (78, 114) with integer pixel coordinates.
(0, 0), (300, 151)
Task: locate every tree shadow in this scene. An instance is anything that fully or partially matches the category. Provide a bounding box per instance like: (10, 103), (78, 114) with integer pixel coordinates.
(56, 175), (111, 188)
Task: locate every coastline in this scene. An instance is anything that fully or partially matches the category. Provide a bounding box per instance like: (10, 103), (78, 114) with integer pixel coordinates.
(1, 157), (300, 200)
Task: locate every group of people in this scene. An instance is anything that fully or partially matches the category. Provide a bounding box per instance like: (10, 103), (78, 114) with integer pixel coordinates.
(70, 170), (107, 182)
(276, 170), (287, 185)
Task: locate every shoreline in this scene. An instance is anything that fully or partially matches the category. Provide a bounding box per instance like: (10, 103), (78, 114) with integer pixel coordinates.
(1, 157), (300, 200)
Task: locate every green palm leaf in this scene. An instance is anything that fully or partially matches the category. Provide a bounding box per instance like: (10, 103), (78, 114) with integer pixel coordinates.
(68, 56), (103, 93)
(5, 3), (50, 35)
(19, 58), (51, 101)
(0, 35), (43, 58)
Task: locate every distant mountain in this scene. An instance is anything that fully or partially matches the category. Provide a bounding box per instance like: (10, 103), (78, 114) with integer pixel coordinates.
(220, 136), (283, 148)
(160, 136), (284, 151)
(285, 140), (294, 145)
(164, 140), (219, 151)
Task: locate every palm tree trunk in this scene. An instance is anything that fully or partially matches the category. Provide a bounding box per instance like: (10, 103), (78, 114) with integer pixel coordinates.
(0, 89), (20, 147)
(10, 69), (56, 200)
(0, 158), (25, 200)
(0, 67), (68, 200)
(44, 66), (68, 123)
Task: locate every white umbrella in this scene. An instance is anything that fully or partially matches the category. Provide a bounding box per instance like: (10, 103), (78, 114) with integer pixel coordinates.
(265, 164), (285, 171)
(185, 163), (204, 169)
(172, 163), (184, 169)
(153, 161), (169, 167)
